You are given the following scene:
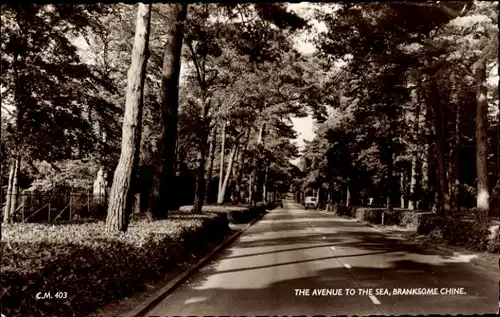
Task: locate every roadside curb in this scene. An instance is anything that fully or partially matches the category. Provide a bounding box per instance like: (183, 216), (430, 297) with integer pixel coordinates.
(129, 210), (268, 317)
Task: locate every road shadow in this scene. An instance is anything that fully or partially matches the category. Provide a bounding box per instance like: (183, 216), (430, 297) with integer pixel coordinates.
(147, 206), (498, 316)
(163, 257), (498, 316)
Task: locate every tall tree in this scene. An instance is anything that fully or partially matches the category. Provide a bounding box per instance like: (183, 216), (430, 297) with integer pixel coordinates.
(1, 4), (111, 222)
(204, 125), (217, 204)
(474, 59), (490, 216)
(106, 3), (151, 232)
(147, 4), (188, 219)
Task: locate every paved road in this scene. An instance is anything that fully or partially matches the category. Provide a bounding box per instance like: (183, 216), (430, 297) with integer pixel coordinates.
(146, 201), (498, 316)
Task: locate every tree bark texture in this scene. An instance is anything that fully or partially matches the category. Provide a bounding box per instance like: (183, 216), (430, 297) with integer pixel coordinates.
(452, 101), (461, 213)
(193, 98), (211, 214)
(248, 169), (254, 204)
(204, 126), (217, 205)
(233, 128), (250, 202)
(218, 121), (226, 198)
(408, 93), (421, 210)
(386, 147), (393, 213)
(106, 3), (151, 232)
(3, 157), (20, 223)
(430, 80), (452, 216)
(218, 143), (238, 204)
(400, 171), (405, 209)
(4, 49), (22, 223)
(253, 123), (266, 203)
(263, 166), (269, 202)
(346, 184), (351, 208)
(474, 59), (490, 216)
(147, 3), (187, 219)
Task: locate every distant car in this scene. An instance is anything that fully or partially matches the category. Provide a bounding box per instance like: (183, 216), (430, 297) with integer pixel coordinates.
(304, 196), (318, 209)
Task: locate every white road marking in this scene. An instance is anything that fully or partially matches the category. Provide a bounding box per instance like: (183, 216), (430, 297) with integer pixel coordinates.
(369, 295), (381, 305)
(184, 296), (208, 305)
(343, 263), (351, 269)
(329, 246), (336, 250)
(322, 236), (326, 239)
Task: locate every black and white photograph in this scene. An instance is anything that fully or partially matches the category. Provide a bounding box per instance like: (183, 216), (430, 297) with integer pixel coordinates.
(1, 1), (499, 316)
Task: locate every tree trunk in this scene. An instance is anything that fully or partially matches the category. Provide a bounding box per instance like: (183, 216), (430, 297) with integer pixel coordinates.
(3, 157), (20, 223)
(147, 3), (187, 220)
(408, 96), (421, 210)
(386, 149), (393, 213)
(233, 128), (250, 203)
(204, 126), (217, 205)
(263, 166), (268, 202)
(474, 59), (490, 216)
(430, 81), (452, 217)
(346, 184), (351, 208)
(4, 49), (22, 223)
(421, 99), (434, 211)
(232, 146), (239, 179)
(253, 123), (266, 203)
(218, 143), (238, 204)
(106, 3), (151, 232)
(421, 105), (430, 192)
(400, 171), (405, 209)
(248, 170), (254, 203)
(452, 101), (461, 213)
(3, 160), (15, 223)
(193, 98), (211, 214)
(218, 121), (226, 198)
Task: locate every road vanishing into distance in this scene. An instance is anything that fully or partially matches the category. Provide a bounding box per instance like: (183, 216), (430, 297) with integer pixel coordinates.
(146, 201), (498, 316)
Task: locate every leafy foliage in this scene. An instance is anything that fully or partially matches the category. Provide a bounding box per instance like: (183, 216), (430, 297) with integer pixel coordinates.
(1, 4), (114, 162)
(1, 213), (229, 317)
(302, 1), (498, 215)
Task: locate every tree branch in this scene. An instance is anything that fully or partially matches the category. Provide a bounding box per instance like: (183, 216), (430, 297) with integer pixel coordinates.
(188, 39), (205, 90)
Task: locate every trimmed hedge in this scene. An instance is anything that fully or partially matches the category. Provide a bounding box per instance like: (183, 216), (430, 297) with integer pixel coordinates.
(417, 215), (498, 252)
(1, 213), (229, 317)
(355, 208), (384, 224)
(178, 203), (268, 224)
(332, 204), (436, 229)
(331, 204), (497, 254)
(331, 203), (353, 216)
(383, 210), (434, 228)
(417, 215), (447, 235)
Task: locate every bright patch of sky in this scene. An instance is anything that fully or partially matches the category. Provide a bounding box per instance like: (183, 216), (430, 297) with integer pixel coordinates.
(287, 3), (328, 165)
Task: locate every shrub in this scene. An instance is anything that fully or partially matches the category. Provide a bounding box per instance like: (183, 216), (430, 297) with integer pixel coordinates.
(384, 210), (402, 226)
(440, 219), (490, 251)
(487, 225), (500, 253)
(332, 203), (348, 216)
(1, 213), (229, 317)
(354, 208), (384, 224)
(178, 204), (265, 224)
(418, 216), (494, 252)
(385, 210), (435, 228)
(398, 211), (426, 228)
(417, 214), (445, 235)
(347, 206), (360, 218)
